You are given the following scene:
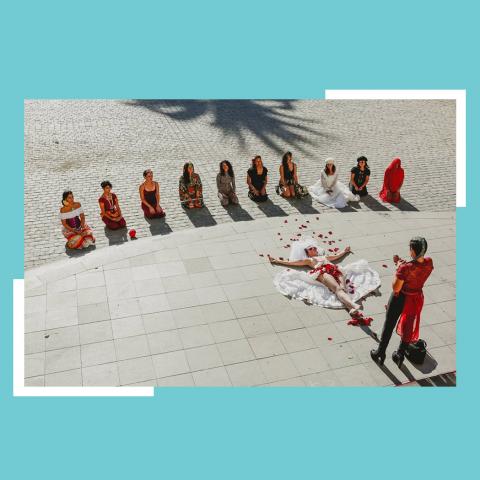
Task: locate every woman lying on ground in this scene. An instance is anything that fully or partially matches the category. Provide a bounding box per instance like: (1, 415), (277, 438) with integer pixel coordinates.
(60, 190), (95, 249)
(268, 239), (380, 319)
(139, 169), (165, 218)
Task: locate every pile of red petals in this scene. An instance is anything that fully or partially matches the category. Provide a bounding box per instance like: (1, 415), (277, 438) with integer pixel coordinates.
(348, 314), (373, 327)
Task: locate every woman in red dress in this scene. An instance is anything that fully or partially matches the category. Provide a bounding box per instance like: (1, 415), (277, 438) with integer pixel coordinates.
(379, 157), (404, 203)
(139, 169), (165, 218)
(98, 181), (127, 230)
(370, 237), (433, 367)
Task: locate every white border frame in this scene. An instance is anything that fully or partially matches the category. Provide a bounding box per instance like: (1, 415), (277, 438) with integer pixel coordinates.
(324, 90), (466, 207)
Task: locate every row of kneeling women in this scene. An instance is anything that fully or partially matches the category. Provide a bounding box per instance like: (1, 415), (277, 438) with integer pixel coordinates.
(59, 154), (405, 249)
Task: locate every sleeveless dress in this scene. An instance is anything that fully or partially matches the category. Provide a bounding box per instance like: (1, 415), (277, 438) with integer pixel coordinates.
(273, 256), (380, 309)
(59, 206), (95, 249)
(141, 182), (165, 218)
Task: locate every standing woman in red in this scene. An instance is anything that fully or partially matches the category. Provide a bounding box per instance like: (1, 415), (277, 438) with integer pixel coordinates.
(139, 169), (165, 218)
(98, 180), (127, 229)
(379, 158), (404, 203)
(370, 237), (433, 367)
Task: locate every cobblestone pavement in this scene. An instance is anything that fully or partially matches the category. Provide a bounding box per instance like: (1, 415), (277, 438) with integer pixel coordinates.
(24, 100), (456, 268)
(24, 211), (456, 387)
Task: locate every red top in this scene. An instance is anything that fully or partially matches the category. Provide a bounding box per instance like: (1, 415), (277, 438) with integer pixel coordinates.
(99, 193), (118, 214)
(396, 258), (434, 294)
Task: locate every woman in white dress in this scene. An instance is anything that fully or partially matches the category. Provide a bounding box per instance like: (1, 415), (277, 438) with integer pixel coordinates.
(268, 239), (380, 317)
(308, 158), (360, 208)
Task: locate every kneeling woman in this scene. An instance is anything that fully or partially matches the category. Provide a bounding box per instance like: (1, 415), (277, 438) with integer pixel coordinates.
(379, 157), (404, 203)
(217, 161), (239, 206)
(268, 239), (380, 317)
(179, 162), (204, 209)
(247, 155), (268, 202)
(60, 191), (95, 249)
(140, 169), (165, 218)
(277, 151), (308, 198)
(370, 237), (433, 367)
(98, 181), (127, 230)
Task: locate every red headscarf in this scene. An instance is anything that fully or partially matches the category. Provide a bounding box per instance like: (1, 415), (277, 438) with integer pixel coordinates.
(379, 158), (404, 203)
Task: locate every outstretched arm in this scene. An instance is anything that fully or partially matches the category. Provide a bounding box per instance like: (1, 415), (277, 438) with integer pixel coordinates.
(268, 255), (313, 268)
(325, 246), (351, 262)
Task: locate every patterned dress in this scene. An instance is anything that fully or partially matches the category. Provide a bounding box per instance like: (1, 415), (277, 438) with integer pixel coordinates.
(179, 173), (204, 208)
(60, 206), (95, 249)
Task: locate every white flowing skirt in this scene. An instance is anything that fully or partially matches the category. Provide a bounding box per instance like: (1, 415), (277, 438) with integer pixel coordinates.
(308, 180), (360, 208)
(273, 259), (381, 309)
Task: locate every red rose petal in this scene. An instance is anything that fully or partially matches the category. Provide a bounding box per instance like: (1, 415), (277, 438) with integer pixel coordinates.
(297, 233), (302, 236)
(318, 234), (323, 238)
(284, 220), (288, 223)
(382, 264), (388, 268)
(279, 257), (284, 261)
(327, 337), (333, 341)
(316, 217), (320, 220)
(334, 248), (339, 252)
(277, 232), (281, 235)
(328, 231), (332, 235)
(328, 249), (333, 252)
(306, 220), (310, 223)
(259, 254), (264, 257)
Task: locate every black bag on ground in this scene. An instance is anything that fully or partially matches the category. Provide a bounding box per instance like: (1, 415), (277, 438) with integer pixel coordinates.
(405, 339), (428, 364)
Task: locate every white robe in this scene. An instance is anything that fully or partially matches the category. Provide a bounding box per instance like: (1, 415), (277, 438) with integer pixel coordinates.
(308, 171), (359, 208)
(273, 259), (380, 309)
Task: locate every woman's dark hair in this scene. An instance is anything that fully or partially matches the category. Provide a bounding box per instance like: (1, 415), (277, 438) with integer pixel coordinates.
(183, 162), (194, 184)
(143, 169), (153, 178)
(410, 237), (428, 258)
(62, 190), (73, 205)
(219, 161), (234, 177)
(251, 155), (262, 168)
(101, 180), (112, 189)
(357, 156), (369, 168)
(281, 151), (292, 173)
(324, 163), (336, 174)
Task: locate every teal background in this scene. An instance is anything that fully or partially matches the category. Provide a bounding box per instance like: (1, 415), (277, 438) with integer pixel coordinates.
(0, 0), (476, 478)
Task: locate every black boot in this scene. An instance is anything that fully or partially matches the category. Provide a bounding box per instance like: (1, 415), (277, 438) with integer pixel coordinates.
(370, 347), (386, 366)
(392, 341), (409, 368)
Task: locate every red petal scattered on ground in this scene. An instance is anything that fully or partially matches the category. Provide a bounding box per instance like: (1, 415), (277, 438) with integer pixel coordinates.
(286, 244), (291, 247)
(334, 248), (339, 252)
(284, 220), (288, 223)
(328, 231), (333, 235)
(306, 220), (310, 223)
(259, 254), (264, 257)
(318, 234), (323, 238)
(382, 264), (388, 268)
(277, 232), (281, 235)
(328, 249), (333, 252)
(316, 217), (320, 220)
(327, 337), (333, 341)
(295, 219), (298, 222)
(297, 233), (302, 236)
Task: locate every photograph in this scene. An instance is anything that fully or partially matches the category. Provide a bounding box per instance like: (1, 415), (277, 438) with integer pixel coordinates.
(23, 99), (456, 387)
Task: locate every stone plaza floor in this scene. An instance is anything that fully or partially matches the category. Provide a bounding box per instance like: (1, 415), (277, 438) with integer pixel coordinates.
(24, 99), (456, 268)
(24, 211), (456, 387)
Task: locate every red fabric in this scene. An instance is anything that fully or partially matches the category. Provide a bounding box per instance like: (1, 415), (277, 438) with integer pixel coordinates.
(309, 263), (342, 282)
(379, 158), (404, 203)
(395, 258), (434, 342)
(396, 258), (434, 293)
(141, 202), (165, 218)
(99, 193), (127, 229)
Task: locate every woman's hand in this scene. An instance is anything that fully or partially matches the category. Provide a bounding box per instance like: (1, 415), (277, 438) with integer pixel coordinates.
(149, 206), (155, 215)
(267, 254), (276, 265)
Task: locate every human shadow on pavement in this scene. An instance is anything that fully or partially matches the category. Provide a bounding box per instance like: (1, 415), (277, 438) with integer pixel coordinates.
(65, 244), (96, 258)
(145, 217), (173, 236)
(390, 197), (419, 212)
(184, 206), (218, 228)
(286, 195), (321, 215)
(256, 199), (288, 217)
(406, 351), (438, 375)
(359, 195), (391, 212)
(224, 204), (254, 222)
(104, 227), (129, 246)
(127, 100), (330, 156)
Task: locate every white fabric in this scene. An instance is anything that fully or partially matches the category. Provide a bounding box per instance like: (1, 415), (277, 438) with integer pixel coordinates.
(273, 259), (381, 309)
(59, 206), (84, 220)
(309, 177), (359, 208)
(320, 170), (338, 190)
(288, 238), (324, 261)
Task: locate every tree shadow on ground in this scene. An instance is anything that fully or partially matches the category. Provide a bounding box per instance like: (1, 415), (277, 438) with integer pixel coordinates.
(255, 198), (289, 217)
(183, 206), (217, 228)
(104, 227), (129, 245)
(126, 100), (331, 156)
(224, 203), (254, 222)
(145, 217), (173, 236)
(64, 244), (96, 258)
